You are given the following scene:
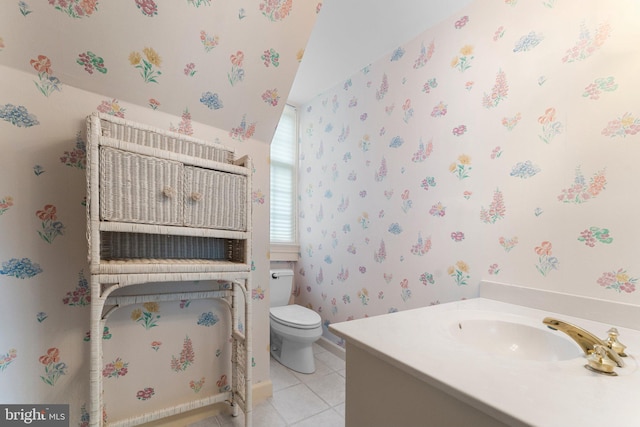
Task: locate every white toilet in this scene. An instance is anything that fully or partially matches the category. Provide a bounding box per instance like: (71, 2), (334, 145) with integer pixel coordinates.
(269, 269), (322, 374)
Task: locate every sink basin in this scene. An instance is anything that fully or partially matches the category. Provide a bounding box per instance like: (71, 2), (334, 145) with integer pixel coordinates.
(450, 317), (582, 362)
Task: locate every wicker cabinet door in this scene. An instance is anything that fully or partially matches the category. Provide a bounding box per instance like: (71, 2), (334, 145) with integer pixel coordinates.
(184, 166), (247, 231)
(99, 147), (184, 225)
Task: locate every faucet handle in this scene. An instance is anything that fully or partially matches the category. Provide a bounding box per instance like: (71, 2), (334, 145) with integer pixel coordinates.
(605, 327), (627, 357)
(585, 344), (618, 376)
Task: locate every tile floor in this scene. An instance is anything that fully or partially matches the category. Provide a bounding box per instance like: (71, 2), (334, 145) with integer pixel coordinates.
(189, 343), (346, 427)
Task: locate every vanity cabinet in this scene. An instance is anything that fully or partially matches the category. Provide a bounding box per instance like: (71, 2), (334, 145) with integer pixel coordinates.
(341, 344), (509, 427)
(86, 113), (252, 426)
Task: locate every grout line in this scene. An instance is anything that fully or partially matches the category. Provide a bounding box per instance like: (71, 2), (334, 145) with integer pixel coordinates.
(264, 396), (289, 426)
(268, 350), (345, 426)
(282, 358), (345, 426)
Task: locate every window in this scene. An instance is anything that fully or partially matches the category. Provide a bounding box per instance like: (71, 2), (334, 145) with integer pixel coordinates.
(270, 104), (298, 260)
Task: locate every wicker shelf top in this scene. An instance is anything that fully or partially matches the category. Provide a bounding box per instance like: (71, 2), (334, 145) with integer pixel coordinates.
(94, 259), (250, 276)
(100, 258), (246, 264)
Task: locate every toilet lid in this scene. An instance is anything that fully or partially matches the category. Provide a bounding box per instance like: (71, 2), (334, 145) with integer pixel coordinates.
(270, 305), (322, 329)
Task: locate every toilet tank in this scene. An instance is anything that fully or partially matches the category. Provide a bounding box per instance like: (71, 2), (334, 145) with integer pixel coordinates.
(270, 269), (294, 307)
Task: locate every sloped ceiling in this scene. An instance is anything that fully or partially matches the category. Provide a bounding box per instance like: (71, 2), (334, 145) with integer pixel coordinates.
(0, 0), (319, 142)
(288, 0), (473, 106)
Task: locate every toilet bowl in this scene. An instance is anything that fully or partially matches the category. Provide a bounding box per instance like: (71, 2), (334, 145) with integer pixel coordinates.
(269, 270), (322, 374)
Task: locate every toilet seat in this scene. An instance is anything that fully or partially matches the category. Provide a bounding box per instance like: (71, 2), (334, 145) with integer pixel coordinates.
(270, 305), (321, 330)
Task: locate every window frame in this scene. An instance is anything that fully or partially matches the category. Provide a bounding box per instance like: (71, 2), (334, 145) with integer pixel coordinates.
(269, 104), (299, 261)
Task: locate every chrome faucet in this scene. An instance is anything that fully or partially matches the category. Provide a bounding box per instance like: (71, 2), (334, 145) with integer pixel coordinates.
(542, 317), (626, 368)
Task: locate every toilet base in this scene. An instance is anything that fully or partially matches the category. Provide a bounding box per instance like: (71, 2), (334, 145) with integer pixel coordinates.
(270, 329), (318, 374)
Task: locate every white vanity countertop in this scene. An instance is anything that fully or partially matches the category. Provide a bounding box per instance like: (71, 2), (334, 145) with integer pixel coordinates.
(329, 296), (640, 427)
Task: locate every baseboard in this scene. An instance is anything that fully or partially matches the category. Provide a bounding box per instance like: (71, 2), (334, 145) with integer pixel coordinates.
(141, 380), (273, 426)
(252, 379), (274, 403)
(317, 336), (346, 360)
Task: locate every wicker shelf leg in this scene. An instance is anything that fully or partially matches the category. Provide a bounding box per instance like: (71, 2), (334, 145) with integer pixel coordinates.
(244, 277), (252, 427)
(89, 277), (251, 426)
(89, 275), (105, 427)
(230, 279), (252, 427)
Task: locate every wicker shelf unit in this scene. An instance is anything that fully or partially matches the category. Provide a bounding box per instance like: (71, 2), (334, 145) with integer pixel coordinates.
(86, 113), (252, 427)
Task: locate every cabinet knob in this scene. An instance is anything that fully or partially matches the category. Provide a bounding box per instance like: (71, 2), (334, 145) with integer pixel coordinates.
(162, 186), (175, 198)
(190, 192), (202, 202)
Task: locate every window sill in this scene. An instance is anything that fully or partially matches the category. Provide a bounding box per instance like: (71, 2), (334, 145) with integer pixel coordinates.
(270, 243), (299, 262)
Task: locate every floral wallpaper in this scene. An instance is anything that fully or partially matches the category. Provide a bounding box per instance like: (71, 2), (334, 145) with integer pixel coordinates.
(0, 0), (319, 142)
(296, 0), (640, 345)
(0, 1), (320, 423)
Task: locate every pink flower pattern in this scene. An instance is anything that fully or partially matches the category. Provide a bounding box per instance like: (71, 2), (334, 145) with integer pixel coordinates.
(170, 336), (195, 372)
(480, 189), (505, 224)
(482, 69), (508, 109)
(597, 269), (637, 293)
